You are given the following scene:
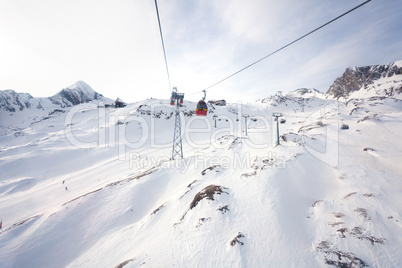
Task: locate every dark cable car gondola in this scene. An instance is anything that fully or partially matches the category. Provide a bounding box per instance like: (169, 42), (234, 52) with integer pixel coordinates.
(170, 87), (184, 107)
(195, 90), (207, 116)
(170, 87), (177, 105)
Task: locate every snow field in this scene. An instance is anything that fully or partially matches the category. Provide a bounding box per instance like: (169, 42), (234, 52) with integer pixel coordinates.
(0, 88), (401, 267)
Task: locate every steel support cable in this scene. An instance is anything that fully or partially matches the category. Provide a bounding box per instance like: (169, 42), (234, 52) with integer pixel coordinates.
(154, 0), (172, 91)
(191, 0), (372, 94)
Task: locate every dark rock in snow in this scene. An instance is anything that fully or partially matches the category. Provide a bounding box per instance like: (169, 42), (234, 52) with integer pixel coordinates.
(190, 185), (228, 209)
(230, 232), (245, 246)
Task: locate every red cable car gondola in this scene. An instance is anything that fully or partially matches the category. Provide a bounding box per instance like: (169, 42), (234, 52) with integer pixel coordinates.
(195, 101), (207, 116)
(195, 90), (207, 116)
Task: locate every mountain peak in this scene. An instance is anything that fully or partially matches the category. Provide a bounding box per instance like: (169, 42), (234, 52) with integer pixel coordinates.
(66, 81), (93, 92)
(49, 81), (106, 107)
(326, 61), (402, 99)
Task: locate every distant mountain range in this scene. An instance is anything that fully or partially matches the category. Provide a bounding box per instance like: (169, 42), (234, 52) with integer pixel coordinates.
(258, 60), (402, 104)
(0, 81), (112, 112)
(1, 61), (401, 112)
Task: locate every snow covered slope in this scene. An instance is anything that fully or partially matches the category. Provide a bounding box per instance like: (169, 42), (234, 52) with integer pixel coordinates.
(257, 88), (331, 114)
(0, 74), (401, 267)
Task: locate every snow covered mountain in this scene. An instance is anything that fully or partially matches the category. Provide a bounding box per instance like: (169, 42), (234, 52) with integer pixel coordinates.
(0, 90), (34, 112)
(49, 81), (110, 107)
(0, 81), (112, 112)
(257, 88), (330, 114)
(0, 64), (401, 267)
(326, 61), (402, 99)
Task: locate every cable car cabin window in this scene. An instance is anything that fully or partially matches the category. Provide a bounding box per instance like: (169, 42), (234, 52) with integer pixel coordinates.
(197, 101), (207, 110)
(195, 101), (208, 116)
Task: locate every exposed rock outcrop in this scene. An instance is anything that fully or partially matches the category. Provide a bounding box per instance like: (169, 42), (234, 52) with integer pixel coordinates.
(326, 61), (402, 99)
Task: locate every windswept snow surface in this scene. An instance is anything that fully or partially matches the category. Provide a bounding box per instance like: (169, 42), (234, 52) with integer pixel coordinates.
(0, 91), (401, 267)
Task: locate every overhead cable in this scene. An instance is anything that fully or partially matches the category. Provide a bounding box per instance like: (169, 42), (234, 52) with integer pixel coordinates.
(201, 0), (372, 93)
(154, 0), (172, 91)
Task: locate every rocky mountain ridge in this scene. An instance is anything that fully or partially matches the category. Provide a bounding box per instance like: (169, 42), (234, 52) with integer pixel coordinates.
(0, 90), (33, 112)
(49, 81), (108, 107)
(326, 61), (402, 99)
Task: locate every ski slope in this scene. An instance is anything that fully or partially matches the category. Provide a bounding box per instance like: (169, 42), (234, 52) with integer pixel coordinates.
(0, 89), (401, 267)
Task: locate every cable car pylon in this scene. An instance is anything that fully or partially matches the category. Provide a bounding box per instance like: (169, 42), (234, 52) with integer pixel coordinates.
(171, 87), (184, 160)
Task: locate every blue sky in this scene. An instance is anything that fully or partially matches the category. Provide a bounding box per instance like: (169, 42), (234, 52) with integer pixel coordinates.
(0, 0), (401, 102)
